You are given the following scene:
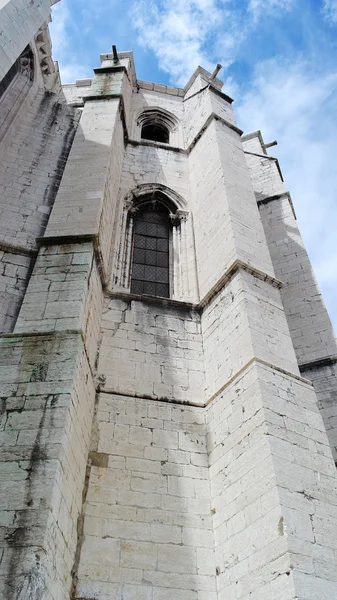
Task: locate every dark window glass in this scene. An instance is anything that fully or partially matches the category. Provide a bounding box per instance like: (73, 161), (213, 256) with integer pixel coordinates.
(130, 207), (170, 298)
(141, 123), (169, 144)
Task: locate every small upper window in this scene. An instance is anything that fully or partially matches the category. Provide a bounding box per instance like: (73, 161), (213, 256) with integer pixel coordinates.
(141, 122), (169, 144)
(137, 109), (177, 145)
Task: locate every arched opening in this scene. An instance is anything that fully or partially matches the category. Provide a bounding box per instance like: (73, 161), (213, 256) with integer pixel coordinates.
(115, 186), (194, 302)
(141, 122), (169, 144)
(130, 201), (171, 297)
(137, 109), (179, 145)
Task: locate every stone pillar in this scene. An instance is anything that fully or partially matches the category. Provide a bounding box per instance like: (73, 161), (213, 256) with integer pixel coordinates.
(187, 79), (337, 599)
(0, 55), (130, 597)
(243, 131), (337, 465)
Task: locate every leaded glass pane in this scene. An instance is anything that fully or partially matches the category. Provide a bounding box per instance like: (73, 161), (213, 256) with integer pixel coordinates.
(130, 206), (170, 298)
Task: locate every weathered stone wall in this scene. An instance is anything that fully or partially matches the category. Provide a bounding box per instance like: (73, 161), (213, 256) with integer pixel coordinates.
(242, 132), (284, 201)
(0, 332), (94, 599)
(202, 269), (300, 401)
(301, 363), (337, 462)
(0, 74), (80, 332)
(2, 22), (337, 600)
(76, 393), (216, 600)
(207, 361), (337, 600)
(0, 0), (58, 81)
(97, 298), (204, 404)
(189, 120), (274, 301)
(259, 196), (336, 366)
(243, 131), (337, 463)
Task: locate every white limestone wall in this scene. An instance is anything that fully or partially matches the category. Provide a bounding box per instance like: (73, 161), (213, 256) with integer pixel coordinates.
(0, 332), (95, 599)
(202, 270), (300, 401)
(259, 195), (337, 461)
(0, 85), (79, 332)
(259, 196), (336, 365)
(0, 0), (56, 80)
(207, 361), (337, 600)
(76, 393), (217, 600)
(45, 99), (119, 236)
(304, 363), (337, 461)
(242, 133), (284, 201)
(183, 74), (236, 148)
(14, 243), (103, 367)
(188, 120), (274, 300)
(0, 250), (32, 333)
(97, 298), (205, 404)
(0, 91), (78, 249)
(118, 143), (189, 202)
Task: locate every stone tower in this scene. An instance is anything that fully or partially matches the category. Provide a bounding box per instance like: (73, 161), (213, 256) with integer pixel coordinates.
(1, 3), (337, 599)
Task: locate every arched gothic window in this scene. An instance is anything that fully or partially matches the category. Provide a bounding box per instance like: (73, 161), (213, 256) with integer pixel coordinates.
(137, 109), (179, 145)
(114, 187), (195, 302)
(141, 121), (169, 144)
(130, 204), (170, 297)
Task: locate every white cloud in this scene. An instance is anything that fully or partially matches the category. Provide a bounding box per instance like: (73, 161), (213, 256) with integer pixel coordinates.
(322, 0), (337, 23)
(236, 59), (337, 331)
(49, 0), (70, 58)
(132, 0), (237, 86)
(131, 0), (298, 86)
(49, 0), (91, 83)
(248, 0), (294, 21)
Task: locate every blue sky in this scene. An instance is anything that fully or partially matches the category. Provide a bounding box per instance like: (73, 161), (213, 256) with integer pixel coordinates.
(50, 0), (337, 333)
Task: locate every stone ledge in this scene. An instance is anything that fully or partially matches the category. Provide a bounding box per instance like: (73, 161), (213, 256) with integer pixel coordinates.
(36, 234), (97, 247)
(257, 191), (297, 219)
(0, 241), (37, 257)
(36, 234), (107, 290)
(106, 290), (196, 313)
(205, 356), (313, 407)
(0, 329), (82, 340)
(187, 112), (243, 154)
(97, 388), (205, 408)
(127, 139), (184, 154)
(198, 259), (283, 309)
(93, 65), (127, 75)
(97, 357), (313, 409)
(0, 328), (96, 382)
(183, 83), (234, 106)
(108, 259), (283, 312)
(299, 356), (337, 372)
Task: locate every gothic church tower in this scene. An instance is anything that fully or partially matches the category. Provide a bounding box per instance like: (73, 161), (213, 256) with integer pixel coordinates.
(1, 2), (337, 599)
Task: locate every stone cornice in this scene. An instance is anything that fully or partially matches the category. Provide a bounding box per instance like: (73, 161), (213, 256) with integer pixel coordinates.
(128, 139), (184, 153)
(0, 241), (37, 257)
(96, 356), (313, 408)
(257, 191), (297, 220)
(187, 113), (243, 154)
(198, 259), (283, 309)
(36, 236), (283, 313)
(106, 290), (196, 313)
(299, 356), (337, 372)
(37, 233), (107, 291)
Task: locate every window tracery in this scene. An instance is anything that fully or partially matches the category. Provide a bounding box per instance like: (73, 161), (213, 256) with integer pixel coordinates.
(113, 187), (195, 301)
(136, 108), (179, 146)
